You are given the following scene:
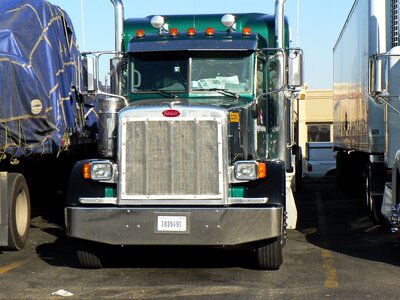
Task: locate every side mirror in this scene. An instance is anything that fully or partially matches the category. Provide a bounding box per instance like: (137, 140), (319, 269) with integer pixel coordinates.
(82, 55), (97, 92)
(288, 49), (303, 88)
(369, 55), (386, 96)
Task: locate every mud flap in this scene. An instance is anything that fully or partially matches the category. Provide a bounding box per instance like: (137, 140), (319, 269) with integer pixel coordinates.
(286, 172), (297, 229)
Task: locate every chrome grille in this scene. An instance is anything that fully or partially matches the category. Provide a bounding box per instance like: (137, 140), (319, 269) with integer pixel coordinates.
(121, 116), (223, 200)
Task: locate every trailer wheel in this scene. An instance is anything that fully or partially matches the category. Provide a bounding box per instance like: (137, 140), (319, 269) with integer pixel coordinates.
(7, 173), (31, 250)
(255, 236), (283, 270)
(365, 164), (383, 224)
(75, 239), (103, 269)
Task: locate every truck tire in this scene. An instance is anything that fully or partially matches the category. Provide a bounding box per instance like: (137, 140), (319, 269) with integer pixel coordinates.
(75, 239), (103, 269)
(7, 173), (31, 250)
(255, 236), (283, 270)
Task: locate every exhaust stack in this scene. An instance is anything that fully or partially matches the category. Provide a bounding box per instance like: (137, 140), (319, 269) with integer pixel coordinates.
(109, 0), (124, 95)
(274, 0), (291, 169)
(275, 0), (285, 49)
(110, 0), (124, 53)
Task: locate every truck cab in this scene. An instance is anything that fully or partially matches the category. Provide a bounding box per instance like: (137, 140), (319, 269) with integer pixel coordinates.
(65, 3), (303, 271)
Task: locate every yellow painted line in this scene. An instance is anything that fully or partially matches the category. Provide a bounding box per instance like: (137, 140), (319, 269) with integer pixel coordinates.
(321, 249), (339, 288)
(0, 260), (27, 276)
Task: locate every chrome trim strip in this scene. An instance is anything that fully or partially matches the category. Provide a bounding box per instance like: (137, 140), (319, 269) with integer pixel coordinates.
(228, 197), (268, 204)
(107, 199), (228, 205)
(78, 197), (267, 205)
(79, 197), (118, 205)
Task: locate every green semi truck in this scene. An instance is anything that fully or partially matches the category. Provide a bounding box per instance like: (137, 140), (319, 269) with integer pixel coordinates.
(65, 0), (303, 270)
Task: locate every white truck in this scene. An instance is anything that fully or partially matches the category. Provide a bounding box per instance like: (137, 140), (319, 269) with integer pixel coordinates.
(305, 142), (336, 178)
(333, 0), (400, 227)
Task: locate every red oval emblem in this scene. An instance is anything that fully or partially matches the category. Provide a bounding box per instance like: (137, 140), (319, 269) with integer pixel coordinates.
(162, 109), (180, 117)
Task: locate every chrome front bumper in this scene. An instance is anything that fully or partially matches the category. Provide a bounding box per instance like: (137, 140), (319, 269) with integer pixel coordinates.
(65, 206), (283, 246)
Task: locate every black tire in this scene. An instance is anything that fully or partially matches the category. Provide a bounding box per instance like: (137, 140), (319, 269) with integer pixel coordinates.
(75, 239), (103, 269)
(7, 173), (31, 250)
(255, 237), (283, 270)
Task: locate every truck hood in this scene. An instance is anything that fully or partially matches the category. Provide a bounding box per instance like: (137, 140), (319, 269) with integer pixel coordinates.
(128, 96), (253, 110)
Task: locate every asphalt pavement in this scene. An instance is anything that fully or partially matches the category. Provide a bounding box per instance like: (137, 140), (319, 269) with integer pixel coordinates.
(0, 177), (399, 299)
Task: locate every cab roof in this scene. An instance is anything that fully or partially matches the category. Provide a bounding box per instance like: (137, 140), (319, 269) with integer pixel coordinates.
(124, 13), (287, 52)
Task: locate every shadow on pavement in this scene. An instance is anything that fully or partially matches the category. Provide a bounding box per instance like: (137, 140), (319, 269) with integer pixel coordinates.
(295, 176), (400, 267)
(34, 223), (259, 269)
(36, 235), (259, 270)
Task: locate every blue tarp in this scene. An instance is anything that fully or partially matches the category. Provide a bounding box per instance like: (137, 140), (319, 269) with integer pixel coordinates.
(0, 0), (93, 158)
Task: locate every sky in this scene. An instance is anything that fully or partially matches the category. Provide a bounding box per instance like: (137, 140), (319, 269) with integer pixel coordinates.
(49, 0), (355, 90)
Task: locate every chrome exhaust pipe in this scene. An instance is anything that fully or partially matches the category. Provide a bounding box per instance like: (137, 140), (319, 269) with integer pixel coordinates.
(275, 0), (285, 49)
(110, 0), (124, 53)
(109, 0), (124, 95)
(275, 0), (291, 168)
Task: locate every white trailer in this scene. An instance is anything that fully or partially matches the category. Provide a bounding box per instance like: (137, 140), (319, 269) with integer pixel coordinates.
(333, 0), (400, 225)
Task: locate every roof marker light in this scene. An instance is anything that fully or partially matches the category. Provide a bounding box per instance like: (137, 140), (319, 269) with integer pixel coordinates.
(136, 29), (145, 38)
(206, 27), (215, 36)
(169, 28), (179, 37)
(221, 14), (236, 31)
(187, 28), (196, 36)
(242, 27), (251, 36)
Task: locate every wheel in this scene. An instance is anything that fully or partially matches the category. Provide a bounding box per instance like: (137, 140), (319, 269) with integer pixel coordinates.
(7, 173), (31, 250)
(365, 164), (383, 224)
(75, 239), (103, 269)
(255, 236), (283, 270)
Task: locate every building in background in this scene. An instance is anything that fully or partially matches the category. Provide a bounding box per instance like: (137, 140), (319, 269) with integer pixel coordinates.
(298, 89), (333, 158)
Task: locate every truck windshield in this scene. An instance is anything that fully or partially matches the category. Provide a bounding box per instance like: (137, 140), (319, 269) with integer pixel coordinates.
(129, 52), (253, 96)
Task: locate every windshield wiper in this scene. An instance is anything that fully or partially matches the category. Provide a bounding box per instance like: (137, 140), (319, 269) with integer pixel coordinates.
(195, 88), (240, 99)
(151, 89), (178, 99)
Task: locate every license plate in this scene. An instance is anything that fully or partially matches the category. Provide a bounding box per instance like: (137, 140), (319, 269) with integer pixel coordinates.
(157, 216), (187, 232)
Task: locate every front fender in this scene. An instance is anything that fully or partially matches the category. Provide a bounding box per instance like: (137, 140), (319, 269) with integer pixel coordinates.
(66, 159), (114, 206)
(243, 160), (285, 207)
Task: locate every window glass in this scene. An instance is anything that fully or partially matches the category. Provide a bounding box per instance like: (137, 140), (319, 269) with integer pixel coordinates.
(128, 51), (253, 95)
(191, 56), (252, 93)
(307, 124), (331, 142)
(130, 55), (187, 91)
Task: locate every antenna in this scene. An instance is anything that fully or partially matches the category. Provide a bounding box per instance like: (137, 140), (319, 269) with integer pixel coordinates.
(80, 0), (86, 51)
(192, 0), (196, 28)
(296, 0), (300, 47)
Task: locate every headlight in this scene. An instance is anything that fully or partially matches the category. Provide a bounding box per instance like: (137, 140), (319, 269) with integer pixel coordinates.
(91, 162), (113, 180)
(233, 161), (267, 181)
(234, 161), (258, 180)
(83, 161), (113, 181)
